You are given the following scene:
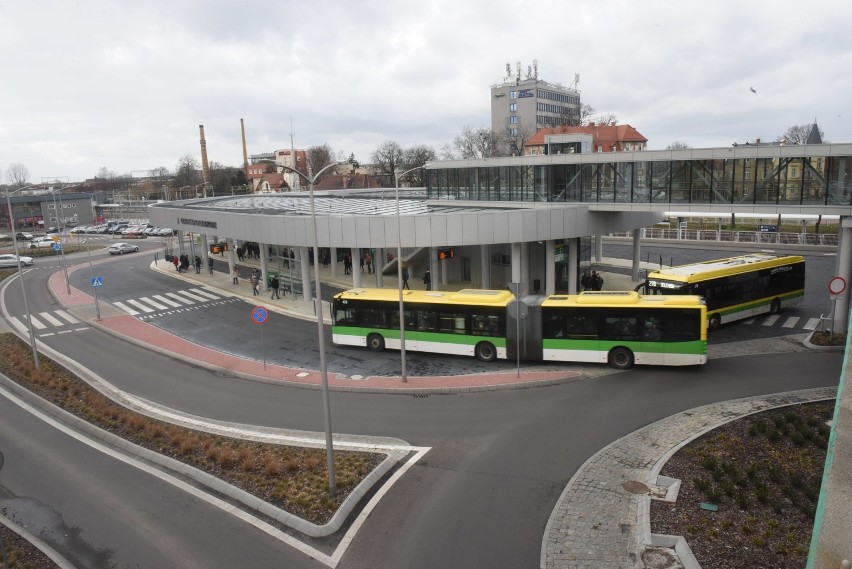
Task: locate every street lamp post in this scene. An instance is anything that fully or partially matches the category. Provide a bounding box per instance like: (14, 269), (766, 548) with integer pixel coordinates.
(280, 160), (343, 497)
(393, 166), (424, 384)
(81, 239), (101, 320)
(4, 184), (41, 368)
(48, 187), (71, 295)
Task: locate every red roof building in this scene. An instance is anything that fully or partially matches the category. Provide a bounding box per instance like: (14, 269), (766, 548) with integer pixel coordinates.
(314, 173), (384, 191)
(524, 124), (648, 155)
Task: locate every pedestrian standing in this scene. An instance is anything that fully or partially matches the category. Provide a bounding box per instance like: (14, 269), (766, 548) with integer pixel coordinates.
(232, 266), (239, 285)
(172, 255), (180, 271)
(423, 269), (431, 291)
(344, 253), (351, 275)
(365, 251), (372, 274)
(359, 254), (364, 273)
(402, 266), (410, 290)
(270, 275), (280, 299)
(250, 270), (260, 296)
(208, 256), (214, 275)
(194, 256), (201, 274)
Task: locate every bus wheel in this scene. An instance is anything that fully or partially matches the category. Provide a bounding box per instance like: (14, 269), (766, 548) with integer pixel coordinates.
(367, 333), (385, 352)
(608, 347), (634, 370)
(770, 298), (781, 315)
(708, 314), (721, 330)
(475, 342), (497, 363)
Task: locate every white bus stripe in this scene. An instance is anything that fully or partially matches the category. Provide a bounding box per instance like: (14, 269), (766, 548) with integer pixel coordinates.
(782, 316), (800, 329)
(152, 294), (182, 308)
(126, 299), (154, 313)
(803, 318), (820, 331)
(54, 310), (80, 324)
(165, 292), (195, 305)
(138, 296), (168, 310)
(113, 301), (140, 316)
(39, 312), (64, 326)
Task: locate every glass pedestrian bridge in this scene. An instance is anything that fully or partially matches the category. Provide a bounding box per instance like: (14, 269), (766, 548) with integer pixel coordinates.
(425, 143), (852, 213)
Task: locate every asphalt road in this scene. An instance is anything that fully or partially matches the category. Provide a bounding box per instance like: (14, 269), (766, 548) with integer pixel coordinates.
(0, 238), (844, 568)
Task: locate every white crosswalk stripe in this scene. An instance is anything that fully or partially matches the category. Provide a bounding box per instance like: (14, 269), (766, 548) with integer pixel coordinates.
(203, 286), (234, 298)
(761, 315), (781, 326)
(165, 292), (195, 305)
(138, 296), (169, 310)
(172, 290), (208, 302)
(153, 294), (182, 308)
(113, 301), (139, 315)
(39, 312), (64, 326)
(126, 299), (155, 313)
(24, 314), (46, 330)
(804, 318), (820, 331)
(782, 316), (800, 328)
(7, 316), (27, 335)
(54, 310), (80, 324)
(190, 288), (222, 300)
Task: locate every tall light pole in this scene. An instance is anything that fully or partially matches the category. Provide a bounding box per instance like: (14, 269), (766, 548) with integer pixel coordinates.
(81, 239), (101, 320)
(4, 184), (41, 368)
(393, 165), (424, 384)
(281, 160), (343, 496)
(47, 186), (71, 295)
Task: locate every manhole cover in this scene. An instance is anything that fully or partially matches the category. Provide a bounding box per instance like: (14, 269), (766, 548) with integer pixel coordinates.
(641, 547), (678, 569)
(622, 480), (650, 494)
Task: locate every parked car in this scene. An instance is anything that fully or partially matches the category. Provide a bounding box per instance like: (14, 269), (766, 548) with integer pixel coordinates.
(14, 232), (33, 240)
(108, 242), (139, 255)
(0, 254), (34, 268)
(29, 237), (57, 249)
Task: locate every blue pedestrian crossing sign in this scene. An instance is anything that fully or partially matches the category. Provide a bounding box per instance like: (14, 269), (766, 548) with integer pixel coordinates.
(91, 276), (104, 287)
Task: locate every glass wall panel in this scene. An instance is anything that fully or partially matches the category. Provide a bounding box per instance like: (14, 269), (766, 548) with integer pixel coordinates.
(650, 161), (671, 202)
(779, 158), (803, 204)
(498, 166), (509, 201)
(534, 166), (548, 201)
(801, 157), (827, 205)
(756, 158), (787, 204)
(581, 164), (599, 202)
(731, 158), (753, 204)
(670, 161), (691, 203)
(551, 165), (568, 202)
(691, 159), (717, 204)
(614, 162), (632, 202)
(565, 164), (582, 202)
(632, 161), (649, 202)
(426, 169), (437, 198)
(598, 163), (615, 202)
(827, 156), (852, 205)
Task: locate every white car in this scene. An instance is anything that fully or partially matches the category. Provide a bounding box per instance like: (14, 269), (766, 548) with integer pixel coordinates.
(29, 237), (57, 249)
(108, 242), (139, 255)
(0, 254), (35, 268)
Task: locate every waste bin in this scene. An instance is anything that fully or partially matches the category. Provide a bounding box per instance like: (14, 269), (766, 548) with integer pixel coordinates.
(266, 270), (280, 286)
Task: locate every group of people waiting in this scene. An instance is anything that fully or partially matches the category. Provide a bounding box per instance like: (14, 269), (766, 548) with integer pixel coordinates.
(580, 270), (604, 291)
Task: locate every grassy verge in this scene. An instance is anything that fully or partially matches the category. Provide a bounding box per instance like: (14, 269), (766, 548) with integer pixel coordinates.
(0, 333), (382, 526)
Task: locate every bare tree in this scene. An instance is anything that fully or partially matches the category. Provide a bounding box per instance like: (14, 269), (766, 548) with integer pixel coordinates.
(306, 144), (336, 183)
(174, 155), (201, 190)
(666, 141), (692, 150)
(777, 123), (825, 144)
(446, 125), (508, 160)
(592, 113), (619, 126)
(206, 162), (246, 195)
(506, 123), (538, 156)
(371, 141), (404, 185)
(579, 104), (596, 125)
(6, 163), (29, 187)
(400, 145), (436, 186)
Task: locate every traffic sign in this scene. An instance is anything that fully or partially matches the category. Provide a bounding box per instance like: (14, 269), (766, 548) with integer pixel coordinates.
(251, 305), (269, 325)
(52, 242), (61, 251)
(91, 276), (103, 287)
(828, 276), (847, 296)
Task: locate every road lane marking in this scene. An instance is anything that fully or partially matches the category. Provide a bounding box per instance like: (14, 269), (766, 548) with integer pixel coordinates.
(126, 299), (154, 313)
(762, 315), (780, 326)
(152, 294), (182, 308)
(39, 312), (64, 326)
(24, 314), (46, 330)
(782, 316), (800, 328)
(138, 296), (168, 310)
(113, 301), (139, 316)
(6, 316), (27, 335)
(173, 290), (208, 302)
(165, 292), (195, 305)
(55, 310), (80, 324)
(804, 318), (820, 331)
(190, 288), (221, 300)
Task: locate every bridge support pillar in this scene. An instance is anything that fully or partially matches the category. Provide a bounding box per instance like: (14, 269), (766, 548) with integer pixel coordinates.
(545, 240), (556, 295)
(632, 230), (642, 282)
(835, 221), (852, 333)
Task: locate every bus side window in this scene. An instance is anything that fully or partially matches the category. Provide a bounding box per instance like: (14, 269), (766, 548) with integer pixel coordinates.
(418, 311), (436, 331)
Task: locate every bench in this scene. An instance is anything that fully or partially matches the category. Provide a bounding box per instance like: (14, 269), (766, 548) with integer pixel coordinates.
(278, 275), (303, 299)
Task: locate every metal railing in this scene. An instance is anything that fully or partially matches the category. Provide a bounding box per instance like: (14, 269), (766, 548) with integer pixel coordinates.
(608, 228), (838, 247)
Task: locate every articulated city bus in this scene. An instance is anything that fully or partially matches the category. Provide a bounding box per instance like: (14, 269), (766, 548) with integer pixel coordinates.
(641, 254), (805, 329)
(331, 288), (707, 369)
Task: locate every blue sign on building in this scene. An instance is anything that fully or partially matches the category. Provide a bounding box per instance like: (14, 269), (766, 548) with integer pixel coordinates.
(757, 225), (778, 232)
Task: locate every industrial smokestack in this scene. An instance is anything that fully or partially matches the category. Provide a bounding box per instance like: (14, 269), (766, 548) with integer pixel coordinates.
(240, 118), (248, 180)
(199, 125), (210, 189)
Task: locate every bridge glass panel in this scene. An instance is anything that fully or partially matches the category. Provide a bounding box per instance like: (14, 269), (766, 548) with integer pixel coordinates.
(551, 164), (568, 202)
(670, 160), (691, 203)
(756, 158), (787, 204)
(801, 157), (827, 205)
(650, 161), (671, 202)
(779, 158), (803, 205)
(633, 161), (650, 203)
(581, 164), (599, 202)
(827, 156), (852, 205)
(732, 158), (754, 204)
(498, 166), (510, 201)
(598, 163), (616, 202)
(706, 159), (732, 204)
(614, 162), (632, 202)
(534, 165), (549, 202)
(565, 164), (582, 202)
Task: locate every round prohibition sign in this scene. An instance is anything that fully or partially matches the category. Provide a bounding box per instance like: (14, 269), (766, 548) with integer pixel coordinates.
(828, 276), (847, 296)
(251, 305), (269, 325)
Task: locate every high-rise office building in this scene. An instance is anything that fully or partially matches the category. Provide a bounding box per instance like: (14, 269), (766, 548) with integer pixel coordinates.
(490, 60), (582, 155)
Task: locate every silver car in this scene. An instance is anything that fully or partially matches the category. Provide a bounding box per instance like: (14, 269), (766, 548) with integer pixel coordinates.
(0, 254), (35, 268)
(108, 242), (139, 255)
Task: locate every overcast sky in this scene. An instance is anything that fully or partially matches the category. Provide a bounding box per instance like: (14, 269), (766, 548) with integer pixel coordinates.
(3, 0), (851, 184)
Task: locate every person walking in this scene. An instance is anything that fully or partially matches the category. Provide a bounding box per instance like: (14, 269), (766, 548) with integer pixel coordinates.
(402, 266), (410, 290)
(423, 269), (431, 291)
(344, 253), (351, 275)
(172, 255), (180, 271)
(207, 256), (214, 275)
(231, 266), (239, 285)
(270, 275), (280, 299)
(194, 256), (201, 274)
(250, 270), (260, 296)
(365, 251), (372, 274)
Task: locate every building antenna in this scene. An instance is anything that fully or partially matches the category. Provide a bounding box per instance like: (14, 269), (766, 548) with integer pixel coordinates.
(516, 61), (521, 84)
(505, 62), (511, 82)
(533, 59), (538, 80)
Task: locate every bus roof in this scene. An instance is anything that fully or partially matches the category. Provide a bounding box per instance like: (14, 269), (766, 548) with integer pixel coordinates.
(542, 291), (705, 308)
(333, 288), (516, 306)
(646, 254), (805, 283)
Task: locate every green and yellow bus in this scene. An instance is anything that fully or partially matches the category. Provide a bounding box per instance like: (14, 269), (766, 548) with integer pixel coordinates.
(539, 291), (706, 369)
(642, 254), (805, 329)
(331, 288), (707, 369)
